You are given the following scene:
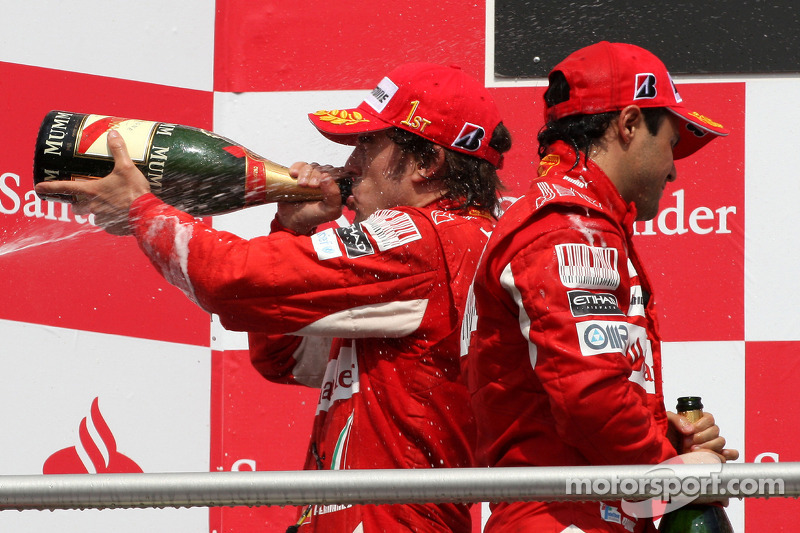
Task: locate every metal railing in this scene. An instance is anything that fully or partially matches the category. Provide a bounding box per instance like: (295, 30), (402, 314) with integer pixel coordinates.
(0, 462), (795, 511)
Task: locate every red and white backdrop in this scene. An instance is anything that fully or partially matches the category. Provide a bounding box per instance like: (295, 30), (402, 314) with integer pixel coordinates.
(0, 0), (794, 531)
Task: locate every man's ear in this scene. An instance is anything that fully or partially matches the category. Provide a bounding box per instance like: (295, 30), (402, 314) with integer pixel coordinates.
(412, 144), (446, 182)
(617, 105), (644, 147)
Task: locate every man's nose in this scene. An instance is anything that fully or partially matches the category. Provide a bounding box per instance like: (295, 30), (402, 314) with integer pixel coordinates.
(667, 164), (677, 183)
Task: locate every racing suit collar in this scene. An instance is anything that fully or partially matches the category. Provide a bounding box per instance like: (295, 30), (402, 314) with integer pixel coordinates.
(538, 140), (638, 229)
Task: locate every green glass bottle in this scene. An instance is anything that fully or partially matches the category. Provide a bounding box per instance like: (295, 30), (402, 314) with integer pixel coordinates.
(33, 110), (351, 217)
(658, 503), (734, 532)
(658, 397), (735, 533)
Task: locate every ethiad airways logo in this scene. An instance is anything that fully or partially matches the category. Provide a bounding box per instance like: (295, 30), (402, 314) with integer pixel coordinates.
(43, 397), (142, 474)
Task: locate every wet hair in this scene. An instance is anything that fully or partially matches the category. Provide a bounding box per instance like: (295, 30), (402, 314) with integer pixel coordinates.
(538, 70), (668, 168)
(386, 123), (511, 215)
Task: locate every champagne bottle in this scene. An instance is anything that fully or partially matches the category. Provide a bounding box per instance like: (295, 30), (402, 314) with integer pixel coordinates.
(33, 110), (352, 217)
(658, 397), (734, 533)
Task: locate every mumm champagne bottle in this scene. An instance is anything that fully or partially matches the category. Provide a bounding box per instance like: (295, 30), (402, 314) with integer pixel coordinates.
(33, 110), (351, 217)
(658, 397), (734, 533)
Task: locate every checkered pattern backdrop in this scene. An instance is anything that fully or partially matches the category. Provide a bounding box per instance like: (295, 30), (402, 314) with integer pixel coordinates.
(0, 1), (795, 531)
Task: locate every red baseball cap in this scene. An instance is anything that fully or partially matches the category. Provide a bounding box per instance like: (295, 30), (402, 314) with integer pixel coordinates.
(308, 63), (504, 167)
(545, 41), (729, 159)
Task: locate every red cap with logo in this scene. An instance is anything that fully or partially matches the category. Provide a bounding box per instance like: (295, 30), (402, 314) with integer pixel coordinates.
(545, 41), (729, 159)
(308, 62), (504, 167)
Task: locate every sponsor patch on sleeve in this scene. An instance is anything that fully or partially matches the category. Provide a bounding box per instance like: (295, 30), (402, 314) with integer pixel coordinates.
(555, 243), (620, 289)
(311, 228), (343, 261)
(362, 210), (422, 251)
(336, 224), (375, 258)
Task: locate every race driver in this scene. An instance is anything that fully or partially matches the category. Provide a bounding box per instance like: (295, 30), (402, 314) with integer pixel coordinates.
(35, 62), (511, 532)
(465, 42), (739, 532)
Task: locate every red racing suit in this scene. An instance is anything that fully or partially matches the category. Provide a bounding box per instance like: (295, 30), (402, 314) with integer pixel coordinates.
(466, 142), (676, 532)
(129, 194), (494, 533)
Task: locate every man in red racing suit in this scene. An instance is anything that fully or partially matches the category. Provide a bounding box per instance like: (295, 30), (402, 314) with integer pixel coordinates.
(465, 42), (737, 532)
(36, 62), (512, 533)
(132, 194), (492, 532)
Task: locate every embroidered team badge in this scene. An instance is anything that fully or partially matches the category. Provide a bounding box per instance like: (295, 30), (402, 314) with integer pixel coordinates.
(538, 154), (560, 177)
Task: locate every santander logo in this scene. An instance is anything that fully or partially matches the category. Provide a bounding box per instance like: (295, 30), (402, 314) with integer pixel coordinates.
(43, 397), (142, 474)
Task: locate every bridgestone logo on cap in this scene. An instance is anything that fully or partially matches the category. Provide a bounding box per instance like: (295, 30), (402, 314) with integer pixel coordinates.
(634, 73), (657, 100)
(364, 77), (399, 113)
(452, 122), (486, 152)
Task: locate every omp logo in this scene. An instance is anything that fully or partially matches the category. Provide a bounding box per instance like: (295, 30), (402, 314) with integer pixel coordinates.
(576, 321), (655, 392)
(43, 397), (142, 474)
(568, 290), (623, 317)
(452, 122), (486, 152)
(634, 73), (657, 100)
(556, 243), (620, 289)
(578, 321), (630, 354)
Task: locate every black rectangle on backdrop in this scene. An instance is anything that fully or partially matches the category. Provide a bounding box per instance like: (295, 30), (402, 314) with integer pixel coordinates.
(496, 0), (800, 78)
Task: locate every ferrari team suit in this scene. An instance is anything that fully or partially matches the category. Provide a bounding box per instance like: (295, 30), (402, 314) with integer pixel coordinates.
(129, 193), (493, 533)
(466, 141), (677, 532)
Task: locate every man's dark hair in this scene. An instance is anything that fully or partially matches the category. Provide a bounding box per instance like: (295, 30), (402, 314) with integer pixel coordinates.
(387, 123), (511, 216)
(538, 71), (668, 167)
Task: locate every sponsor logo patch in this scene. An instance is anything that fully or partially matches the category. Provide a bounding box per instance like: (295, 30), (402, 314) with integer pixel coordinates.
(535, 181), (602, 210)
(577, 320), (630, 355)
(336, 224), (375, 258)
(556, 243), (620, 289)
(634, 73), (657, 100)
(362, 210), (421, 251)
(568, 290), (624, 317)
(575, 320), (655, 393)
(600, 502), (622, 525)
(317, 345), (359, 414)
(537, 153), (560, 176)
(452, 122), (486, 152)
(364, 76), (399, 113)
(311, 228), (343, 261)
(628, 285), (646, 317)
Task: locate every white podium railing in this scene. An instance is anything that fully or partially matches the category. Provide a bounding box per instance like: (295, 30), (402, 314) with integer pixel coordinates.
(0, 463), (794, 511)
